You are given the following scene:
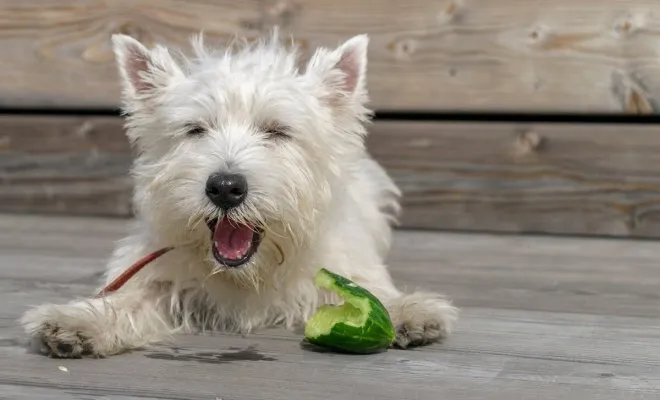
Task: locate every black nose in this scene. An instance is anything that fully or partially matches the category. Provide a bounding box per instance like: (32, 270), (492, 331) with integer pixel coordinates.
(205, 173), (248, 210)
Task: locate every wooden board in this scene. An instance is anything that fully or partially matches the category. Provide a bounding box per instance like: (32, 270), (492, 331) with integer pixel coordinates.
(0, 0), (659, 113)
(0, 115), (133, 216)
(369, 120), (660, 237)
(2, 213), (660, 319)
(0, 214), (659, 399)
(4, 115), (660, 238)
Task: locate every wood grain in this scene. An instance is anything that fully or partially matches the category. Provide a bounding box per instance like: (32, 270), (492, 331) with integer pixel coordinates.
(0, 0), (659, 112)
(3, 213), (660, 319)
(1, 313), (658, 400)
(0, 115), (132, 216)
(390, 230), (660, 318)
(0, 214), (659, 399)
(368, 121), (660, 237)
(4, 115), (660, 237)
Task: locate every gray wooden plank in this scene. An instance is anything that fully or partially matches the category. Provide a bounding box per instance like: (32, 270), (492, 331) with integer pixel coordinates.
(0, 213), (127, 258)
(3, 213), (660, 318)
(1, 310), (658, 400)
(1, 214), (659, 399)
(0, 385), (165, 400)
(389, 231), (660, 318)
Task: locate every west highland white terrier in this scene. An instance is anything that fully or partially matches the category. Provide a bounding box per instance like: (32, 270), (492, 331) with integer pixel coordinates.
(21, 30), (458, 358)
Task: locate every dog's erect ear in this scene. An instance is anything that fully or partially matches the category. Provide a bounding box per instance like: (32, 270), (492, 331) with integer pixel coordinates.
(111, 34), (182, 99)
(307, 34), (369, 103)
(329, 34), (368, 96)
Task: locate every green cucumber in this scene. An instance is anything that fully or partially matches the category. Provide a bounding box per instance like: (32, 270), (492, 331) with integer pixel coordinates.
(304, 268), (395, 354)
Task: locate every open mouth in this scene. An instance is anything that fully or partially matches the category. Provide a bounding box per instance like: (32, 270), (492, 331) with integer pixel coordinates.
(206, 217), (262, 267)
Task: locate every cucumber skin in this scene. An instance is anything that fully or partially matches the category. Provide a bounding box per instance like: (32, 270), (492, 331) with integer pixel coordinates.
(316, 269), (390, 311)
(306, 310), (395, 354)
(306, 268), (396, 354)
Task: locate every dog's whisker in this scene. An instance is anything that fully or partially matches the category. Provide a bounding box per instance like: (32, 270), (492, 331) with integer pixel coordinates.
(272, 240), (286, 265)
(186, 213), (205, 233)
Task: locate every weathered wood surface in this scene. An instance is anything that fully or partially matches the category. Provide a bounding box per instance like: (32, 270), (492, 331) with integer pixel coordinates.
(0, 115), (133, 216)
(0, 214), (659, 399)
(0, 0), (658, 112)
(4, 115), (660, 238)
(371, 121), (660, 237)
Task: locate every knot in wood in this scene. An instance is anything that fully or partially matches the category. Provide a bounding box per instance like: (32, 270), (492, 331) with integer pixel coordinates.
(445, 0), (459, 15)
(438, 0), (463, 23)
(75, 121), (94, 139)
(613, 14), (643, 38)
(115, 22), (149, 44)
(389, 38), (418, 60)
(265, 1), (301, 28)
(527, 25), (550, 45)
(0, 136), (11, 150)
(515, 131), (544, 154)
(626, 89), (653, 114)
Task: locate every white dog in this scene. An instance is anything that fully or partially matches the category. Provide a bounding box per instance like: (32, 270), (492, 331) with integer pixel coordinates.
(21, 30), (458, 358)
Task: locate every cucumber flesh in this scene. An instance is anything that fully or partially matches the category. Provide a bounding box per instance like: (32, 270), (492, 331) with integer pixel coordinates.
(304, 302), (366, 339)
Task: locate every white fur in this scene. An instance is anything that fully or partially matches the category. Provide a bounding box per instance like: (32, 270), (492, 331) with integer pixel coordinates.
(20, 30), (458, 358)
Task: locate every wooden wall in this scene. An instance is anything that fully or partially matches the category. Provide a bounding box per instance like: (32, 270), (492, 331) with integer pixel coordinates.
(1, 0), (659, 112)
(3, 0), (660, 238)
(5, 115), (660, 238)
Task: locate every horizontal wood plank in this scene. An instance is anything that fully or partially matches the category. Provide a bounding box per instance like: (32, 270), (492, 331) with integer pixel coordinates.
(0, 0), (659, 112)
(3, 213), (660, 319)
(0, 115), (133, 216)
(370, 121), (660, 236)
(5, 115), (660, 237)
(2, 311), (658, 400)
(1, 214), (659, 399)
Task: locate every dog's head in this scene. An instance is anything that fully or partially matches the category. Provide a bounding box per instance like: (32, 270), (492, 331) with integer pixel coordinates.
(111, 30), (372, 276)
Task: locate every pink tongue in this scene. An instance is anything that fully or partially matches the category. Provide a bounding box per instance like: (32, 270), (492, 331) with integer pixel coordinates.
(213, 219), (254, 260)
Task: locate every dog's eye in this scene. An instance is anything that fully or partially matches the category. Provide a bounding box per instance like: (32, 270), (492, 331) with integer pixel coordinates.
(185, 124), (206, 136)
(263, 124), (289, 140)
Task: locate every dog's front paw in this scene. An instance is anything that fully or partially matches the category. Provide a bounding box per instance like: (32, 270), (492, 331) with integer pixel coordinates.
(31, 321), (94, 359)
(388, 292), (458, 349)
(21, 303), (101, 358)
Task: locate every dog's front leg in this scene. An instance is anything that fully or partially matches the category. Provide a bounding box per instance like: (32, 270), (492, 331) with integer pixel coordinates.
(21, 284), (174, 358)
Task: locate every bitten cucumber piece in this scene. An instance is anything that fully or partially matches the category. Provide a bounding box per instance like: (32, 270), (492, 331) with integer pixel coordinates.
(304, 268), (395, 354)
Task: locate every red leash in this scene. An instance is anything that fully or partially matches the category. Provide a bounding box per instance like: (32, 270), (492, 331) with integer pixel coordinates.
(95, 246), (175, 298)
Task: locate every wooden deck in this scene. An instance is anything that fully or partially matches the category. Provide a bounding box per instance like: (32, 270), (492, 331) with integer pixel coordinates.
(1, 213), (659, 399)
